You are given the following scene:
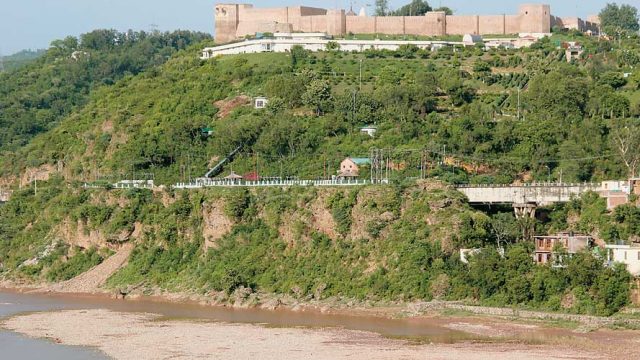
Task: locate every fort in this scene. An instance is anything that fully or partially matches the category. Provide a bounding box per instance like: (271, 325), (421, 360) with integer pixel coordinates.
(214, 3), (600, 44)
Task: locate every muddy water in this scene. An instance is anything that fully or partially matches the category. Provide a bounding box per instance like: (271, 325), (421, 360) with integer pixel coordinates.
(0, 289), (482, 354)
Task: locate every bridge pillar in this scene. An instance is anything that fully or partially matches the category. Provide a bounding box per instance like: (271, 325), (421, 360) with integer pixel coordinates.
(513, 203), (536, 219)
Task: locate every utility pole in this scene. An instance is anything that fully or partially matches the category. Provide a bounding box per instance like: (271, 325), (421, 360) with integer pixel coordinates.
(359, 59), (363, 91)
(323, 155), (326, 179)
(187, 153), (192, 183)
(255, 152), (259, 180)
(517, 86), (521, 120)
(352, 90), (357, 123)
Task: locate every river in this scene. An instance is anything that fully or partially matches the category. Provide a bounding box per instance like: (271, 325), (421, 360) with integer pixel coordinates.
(0, 289), (479, 359)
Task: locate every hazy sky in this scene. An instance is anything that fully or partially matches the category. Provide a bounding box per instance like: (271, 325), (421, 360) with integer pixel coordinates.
(1, 0), (637, 54)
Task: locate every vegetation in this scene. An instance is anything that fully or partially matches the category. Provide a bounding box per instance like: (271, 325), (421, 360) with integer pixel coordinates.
(0, 29), (210, 151)
(599, 3), (640, 35)
(391, 0), (431, 16)
(0, 181), (633, 316)
(0, 49), (46, 72)
(1, 2), (639, 317)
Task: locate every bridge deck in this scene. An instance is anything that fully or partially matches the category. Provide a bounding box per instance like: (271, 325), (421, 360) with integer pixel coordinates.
(455, 183), (601, 205)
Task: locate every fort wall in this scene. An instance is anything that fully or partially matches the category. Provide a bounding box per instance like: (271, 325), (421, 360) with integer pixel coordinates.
(345, 16), (376, 34)
(214, 3), (592, 44)
(375, 16), (405, 35)
(478, 15), (506, 35)
(446, 16), (479, 35)
(423, 12), (446, 36)
(505, 15), (523, 34)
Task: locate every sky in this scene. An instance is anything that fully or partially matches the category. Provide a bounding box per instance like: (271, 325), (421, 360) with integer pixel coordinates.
(1, 0), (638, 55)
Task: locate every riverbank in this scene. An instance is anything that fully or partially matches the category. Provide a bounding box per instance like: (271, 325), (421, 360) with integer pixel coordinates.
(1, 308), (623, 360)
(2, 278), (640, 331)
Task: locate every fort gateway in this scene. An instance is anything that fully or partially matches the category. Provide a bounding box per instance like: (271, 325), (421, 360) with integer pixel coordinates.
(214, 3), (599, 44)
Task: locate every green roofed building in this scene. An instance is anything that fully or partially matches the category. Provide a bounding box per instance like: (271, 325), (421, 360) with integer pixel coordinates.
(338, 157), (370, 178)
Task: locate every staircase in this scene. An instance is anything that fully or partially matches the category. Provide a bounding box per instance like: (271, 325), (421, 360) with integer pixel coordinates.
(204, 145), (242, 178)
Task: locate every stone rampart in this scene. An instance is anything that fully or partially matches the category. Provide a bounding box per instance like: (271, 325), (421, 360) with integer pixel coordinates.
(214, 3), (592, 44)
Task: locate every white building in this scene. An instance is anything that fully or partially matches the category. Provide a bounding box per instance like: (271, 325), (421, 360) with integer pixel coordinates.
(254, 96), (268, 109)
(599, 180), (630, 209)
(201, 34), (461, 58)
(462, 34), (483, 46)
(606, 244), (640, 276)
(360, 125), (377, 137)
(484, 40), (516, 50)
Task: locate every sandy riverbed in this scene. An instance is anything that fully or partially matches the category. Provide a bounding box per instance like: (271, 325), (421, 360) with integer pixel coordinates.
(2, 309), (613, 360)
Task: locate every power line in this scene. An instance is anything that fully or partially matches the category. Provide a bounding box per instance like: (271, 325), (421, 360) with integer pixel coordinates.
(375, 147), (616, 165)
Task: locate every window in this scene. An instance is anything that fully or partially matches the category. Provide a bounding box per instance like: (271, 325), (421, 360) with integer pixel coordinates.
(637, 251), (640, 260)
(624, 251), (627, 260)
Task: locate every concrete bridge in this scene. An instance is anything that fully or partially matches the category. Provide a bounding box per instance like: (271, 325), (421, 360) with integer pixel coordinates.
(455, 183), (601, 206)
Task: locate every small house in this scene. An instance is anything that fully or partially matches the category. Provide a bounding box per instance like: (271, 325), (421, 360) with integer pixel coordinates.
(201, 127), (214, 137)
(338, 157), (370, 178)
(462, 34), (483, 46)
(360, 125), (377, 137)
(254, 96), (269, 109)
(606, 244), (640, 276)
(599, 180), (631, 210)
(534, 232), (592, 265)
(563, 42), (583, 62)
(224, 171), (243, 181)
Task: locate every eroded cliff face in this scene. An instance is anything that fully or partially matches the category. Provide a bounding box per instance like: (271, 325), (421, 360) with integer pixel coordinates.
(202, 200), (234, 249)
(1, 181), (473, 290)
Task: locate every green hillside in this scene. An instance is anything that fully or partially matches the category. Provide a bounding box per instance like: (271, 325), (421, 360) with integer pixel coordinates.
(0, 30), (210, 152)
(1, 26), (640, 316)
(2, 32), (640, 185)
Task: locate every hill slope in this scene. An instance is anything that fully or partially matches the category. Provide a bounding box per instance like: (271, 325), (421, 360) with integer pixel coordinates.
(1, 30), (639, 316)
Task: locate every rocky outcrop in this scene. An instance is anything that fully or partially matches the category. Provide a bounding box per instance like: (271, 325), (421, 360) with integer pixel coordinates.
(202, 200), (234, 249)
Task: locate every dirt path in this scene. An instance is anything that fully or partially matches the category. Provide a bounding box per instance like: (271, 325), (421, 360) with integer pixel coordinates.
(2, 309), (607, 360)
(49, 244), (133, 293)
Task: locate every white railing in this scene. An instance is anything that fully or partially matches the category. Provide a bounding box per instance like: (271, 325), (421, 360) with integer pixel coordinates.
(83, 180), (155, 190)
(173, 178), (381, 189)
(455, 182), (601, 189)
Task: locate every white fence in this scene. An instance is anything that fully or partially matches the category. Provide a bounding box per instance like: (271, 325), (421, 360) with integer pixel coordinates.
(173, 178), (378, 189)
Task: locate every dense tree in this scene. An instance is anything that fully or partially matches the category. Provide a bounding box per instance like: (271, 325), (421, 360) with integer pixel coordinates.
(599, 3), (640, 34)
(375, 0), (389, 16)
(391, 0), (431, 16)
(0, 29), (210, 152)
(434, 6), (453, 15)
(526, 70), (589, 121)
(302, 79), (333, 115)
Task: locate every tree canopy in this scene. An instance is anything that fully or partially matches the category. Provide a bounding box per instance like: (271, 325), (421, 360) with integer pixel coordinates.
(375, 0), (389, 16)
(391, 0), (432, 16)
(599, 3), (640, 34)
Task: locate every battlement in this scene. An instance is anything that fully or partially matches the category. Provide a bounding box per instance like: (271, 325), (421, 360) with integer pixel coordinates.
(214, 3), (595, 44)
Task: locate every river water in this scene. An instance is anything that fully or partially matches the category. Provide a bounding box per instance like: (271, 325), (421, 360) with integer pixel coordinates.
(0, 289), (475, 359)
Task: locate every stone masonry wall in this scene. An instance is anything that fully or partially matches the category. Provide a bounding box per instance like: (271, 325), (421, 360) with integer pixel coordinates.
(215, 3), (562, 44)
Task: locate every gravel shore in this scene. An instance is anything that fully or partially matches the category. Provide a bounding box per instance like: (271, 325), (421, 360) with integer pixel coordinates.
(2, 309), (609, 360)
